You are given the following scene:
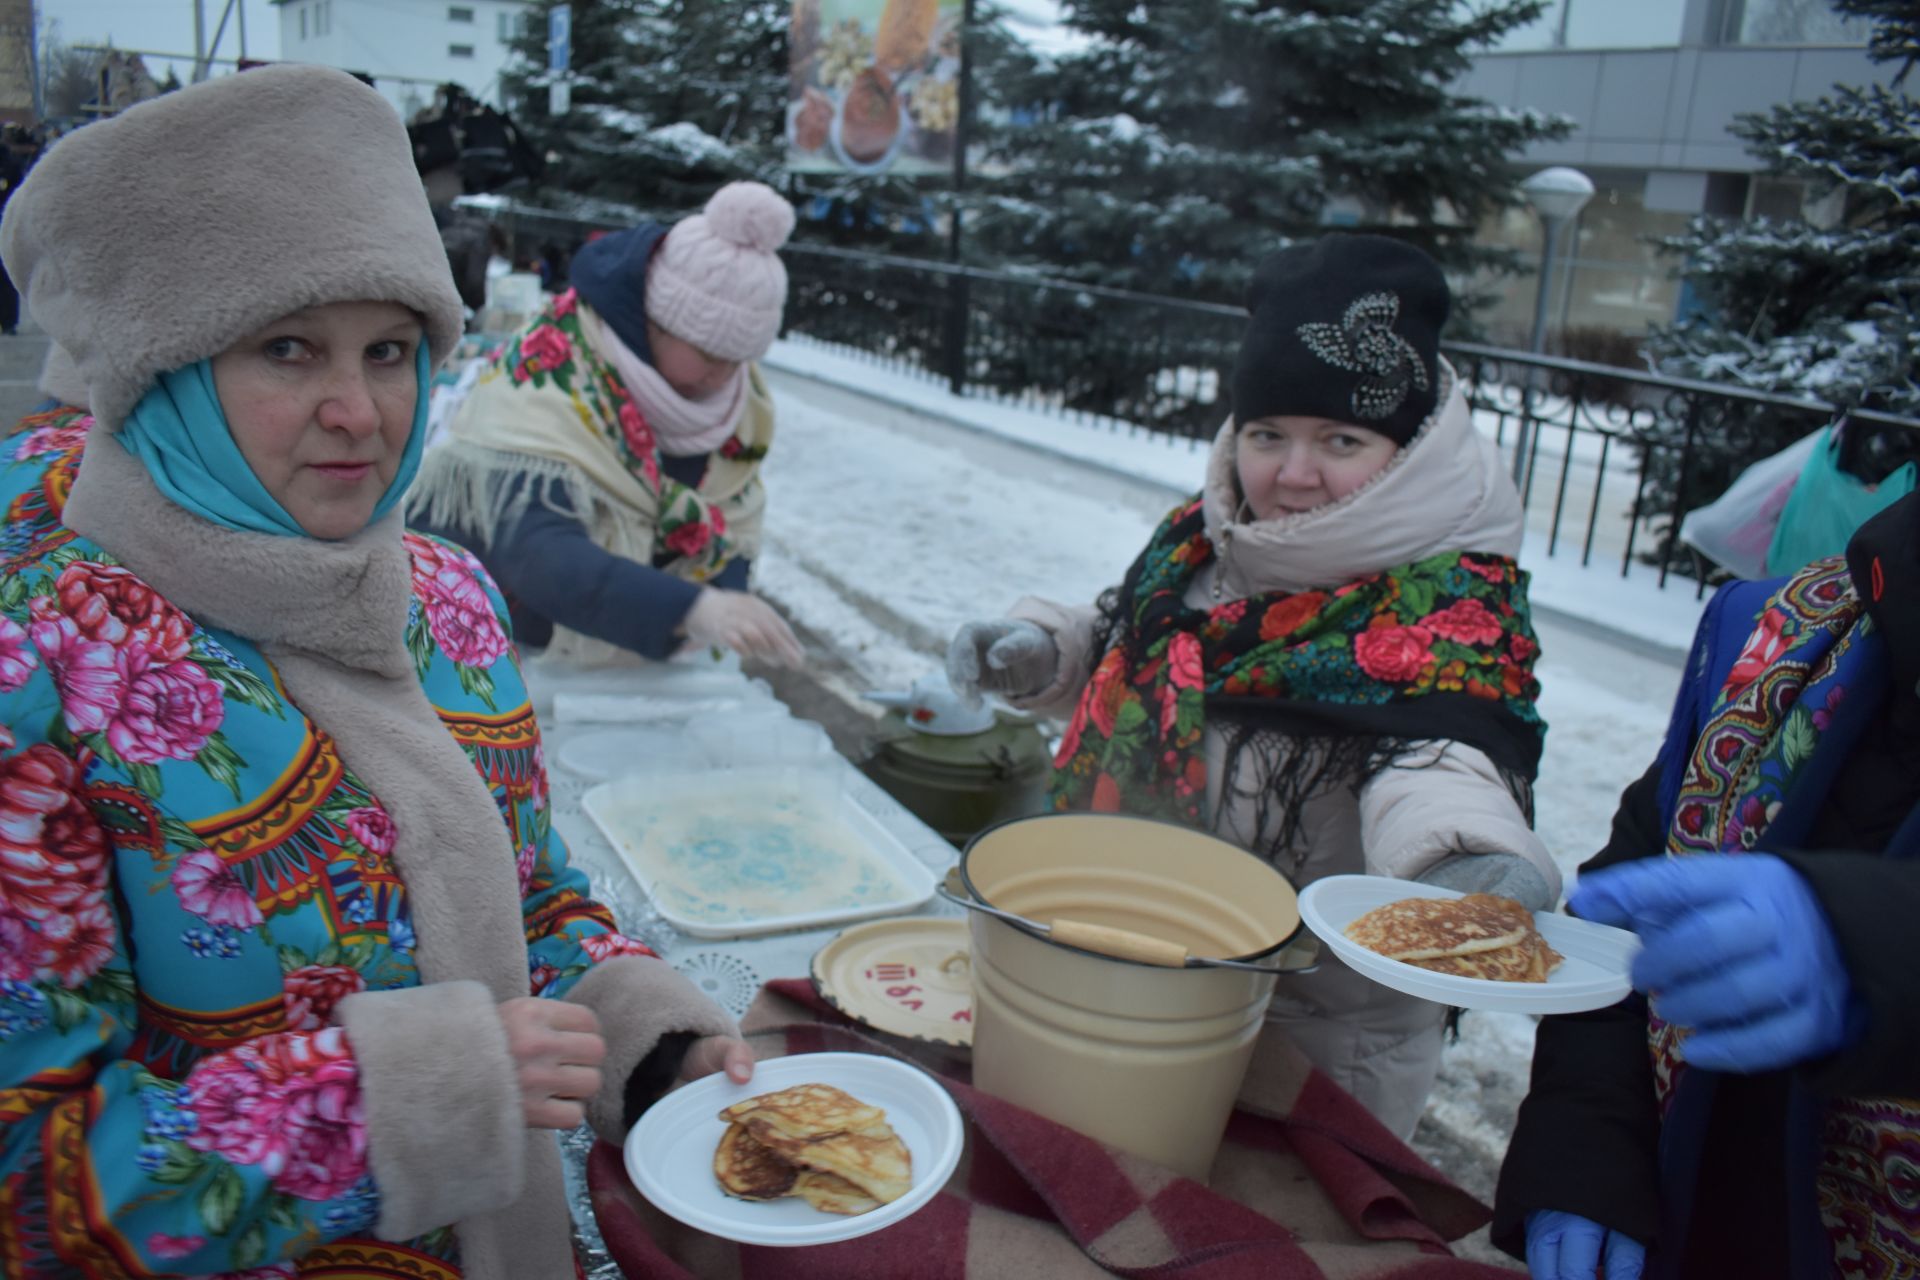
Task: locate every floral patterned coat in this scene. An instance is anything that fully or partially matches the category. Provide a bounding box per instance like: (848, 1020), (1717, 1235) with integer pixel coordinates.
(0, 409), (659, 1279)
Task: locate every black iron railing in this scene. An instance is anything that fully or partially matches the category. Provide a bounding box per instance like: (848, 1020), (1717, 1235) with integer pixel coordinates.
(459, 199), (1920, 594)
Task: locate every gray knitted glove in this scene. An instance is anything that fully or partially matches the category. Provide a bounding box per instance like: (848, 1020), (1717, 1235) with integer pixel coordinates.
(946, 619), (1059, 706)
(1415, 852), (1555, 914)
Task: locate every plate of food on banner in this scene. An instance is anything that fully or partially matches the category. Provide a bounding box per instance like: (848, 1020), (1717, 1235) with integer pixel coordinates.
(624, 1051), (964, 1246)
(1298, 875), (1640, 1014)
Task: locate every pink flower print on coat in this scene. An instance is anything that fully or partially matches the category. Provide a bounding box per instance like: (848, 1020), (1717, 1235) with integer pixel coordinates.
(516, 842), (539, 896)
(0, 743), (110, 918)
(343, 806), (397, 857)
(518, 323), (572, 378)
(33, 900), (117, 987)
(55, 562), (194, 663)
(580, 932), (658, 963)
(28, 606), (125, 735)
(16, 419), (91, 459)
(0, 909), (33, 980)
(107, 650), (223, 764)
(551, 288), (579, 319)
(183, 1027), (368, 1202)
(0, 616), (37, 694)
(530, 743), (549, 813)
(170, 848), (264, 931)
(1167, 633), (1205, 691)
(406, 537), (511, 670)
(146, 1233), (207, 1261)
(282, 965), (368, 1032)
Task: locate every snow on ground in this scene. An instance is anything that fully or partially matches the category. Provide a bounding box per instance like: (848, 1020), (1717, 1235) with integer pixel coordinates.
(756, 361), (1684, 1264)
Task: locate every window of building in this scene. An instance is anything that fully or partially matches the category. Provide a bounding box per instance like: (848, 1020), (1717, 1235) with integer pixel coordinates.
(449, 43), (476, 59)
(450, 5), (475, 21)
(499, 10), (527, 43)
(300, 5), (308, 40)
(1723, 0), (1871, 45)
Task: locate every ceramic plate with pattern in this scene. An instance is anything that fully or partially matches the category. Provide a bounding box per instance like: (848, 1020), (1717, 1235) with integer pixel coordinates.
(811, 918), (973, 1047)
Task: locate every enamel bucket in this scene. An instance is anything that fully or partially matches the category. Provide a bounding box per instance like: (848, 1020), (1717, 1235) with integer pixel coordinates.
(959, 813), (1300, 1180)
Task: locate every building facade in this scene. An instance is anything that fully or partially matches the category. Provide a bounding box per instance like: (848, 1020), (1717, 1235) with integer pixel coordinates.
(270, 0), (532, 116)
(1461, 0), (1897, 346)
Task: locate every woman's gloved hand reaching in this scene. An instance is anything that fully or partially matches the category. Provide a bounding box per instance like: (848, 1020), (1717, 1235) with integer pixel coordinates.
(1569, 853), (1864, 1072)
(682, 587), (806, 668)
(1525, 1210), (1645, 1280)
(946, 619), (1058, 706)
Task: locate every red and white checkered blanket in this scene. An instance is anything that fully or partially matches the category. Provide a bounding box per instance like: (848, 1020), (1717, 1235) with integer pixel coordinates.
(589, 979), (1514, 1279)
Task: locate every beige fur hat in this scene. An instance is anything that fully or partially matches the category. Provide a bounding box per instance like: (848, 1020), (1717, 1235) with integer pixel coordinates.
(0, 65), (463, 432)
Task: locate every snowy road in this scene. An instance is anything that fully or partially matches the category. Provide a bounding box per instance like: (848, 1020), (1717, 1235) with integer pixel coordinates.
(755, 365), (1683, 1265)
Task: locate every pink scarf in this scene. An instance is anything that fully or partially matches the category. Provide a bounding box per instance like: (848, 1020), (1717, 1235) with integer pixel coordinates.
(585, 311), (747, 458)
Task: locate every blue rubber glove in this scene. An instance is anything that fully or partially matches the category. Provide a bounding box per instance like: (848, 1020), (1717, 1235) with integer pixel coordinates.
(1525, 1210), (1645, 1279)
(1569, 854), (1864, 1072)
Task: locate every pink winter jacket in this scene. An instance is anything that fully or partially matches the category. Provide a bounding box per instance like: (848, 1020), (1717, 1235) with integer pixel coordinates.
(1007, 364), (1558, 1138)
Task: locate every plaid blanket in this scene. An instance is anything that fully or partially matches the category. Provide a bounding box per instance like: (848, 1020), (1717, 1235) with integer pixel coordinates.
(589, 979), (1514, 1279)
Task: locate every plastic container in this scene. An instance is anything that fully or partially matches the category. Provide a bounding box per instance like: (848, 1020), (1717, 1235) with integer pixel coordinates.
(687, 713), (833, 768)
(960, 813), (1299, 1181)
(582, 764), (936, 938)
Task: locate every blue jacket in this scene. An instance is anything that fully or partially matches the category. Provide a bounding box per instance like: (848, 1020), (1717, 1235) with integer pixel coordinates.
(414, 220), (751, 660)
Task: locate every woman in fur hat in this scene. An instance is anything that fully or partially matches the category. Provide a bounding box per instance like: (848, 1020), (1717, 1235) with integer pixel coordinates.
(0, 66), (749, 1279)
(409, 182), (805, 670)
(946, 235), (1557, 1139)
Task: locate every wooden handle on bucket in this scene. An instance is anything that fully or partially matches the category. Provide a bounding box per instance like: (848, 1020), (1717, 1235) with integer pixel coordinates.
(1048, 918), (1190, 967)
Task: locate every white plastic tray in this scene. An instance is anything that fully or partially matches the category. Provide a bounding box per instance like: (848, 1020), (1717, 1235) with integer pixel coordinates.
(624, 1051), (963, 1246)
(1298, 875), (1640, 1014)
(582, 765), (938, 938)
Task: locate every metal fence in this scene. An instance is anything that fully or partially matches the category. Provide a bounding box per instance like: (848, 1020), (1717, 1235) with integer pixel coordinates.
(458, 200), (1920, 594)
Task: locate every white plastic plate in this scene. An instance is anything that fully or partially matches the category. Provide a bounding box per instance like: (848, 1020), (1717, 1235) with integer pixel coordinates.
(581, 765), (937, 938)
(624, 1051), (964, 1247)
(557, 726), (710, 781)
(1297, 875), (1640, 1014)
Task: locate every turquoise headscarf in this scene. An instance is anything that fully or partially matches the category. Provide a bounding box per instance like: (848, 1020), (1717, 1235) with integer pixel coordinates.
(115, 344), (432, 538)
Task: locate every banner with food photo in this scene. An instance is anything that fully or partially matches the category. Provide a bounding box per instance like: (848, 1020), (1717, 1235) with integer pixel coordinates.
(788, 0), (963, 178)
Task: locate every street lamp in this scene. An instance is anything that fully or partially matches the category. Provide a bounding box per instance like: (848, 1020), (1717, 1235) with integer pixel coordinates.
(1512, 165), (1595, 488)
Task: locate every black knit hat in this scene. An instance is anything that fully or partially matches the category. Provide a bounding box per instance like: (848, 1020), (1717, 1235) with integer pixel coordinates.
(1230, 234), (1451, 446)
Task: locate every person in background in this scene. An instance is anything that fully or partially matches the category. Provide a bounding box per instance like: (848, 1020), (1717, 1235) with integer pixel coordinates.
(946, 235), (1558, 1139)
(0, 67), (749, 1278)
(1495, 491), (1920, 1280)
(409, 182), (804, 669)
(0, 123), (41, 336)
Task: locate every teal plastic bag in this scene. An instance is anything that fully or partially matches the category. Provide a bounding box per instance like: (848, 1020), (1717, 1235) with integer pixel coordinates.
(1766, 424), (1918, 575)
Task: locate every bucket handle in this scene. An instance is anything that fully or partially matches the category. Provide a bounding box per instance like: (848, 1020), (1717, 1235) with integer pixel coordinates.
(938, 882), (1315, 974)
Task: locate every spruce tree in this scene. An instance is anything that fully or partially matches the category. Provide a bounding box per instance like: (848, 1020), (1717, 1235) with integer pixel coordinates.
(499, 0), (790, 218)
(965, 0), (1568, 310)
(1650, 0), (1920, 413)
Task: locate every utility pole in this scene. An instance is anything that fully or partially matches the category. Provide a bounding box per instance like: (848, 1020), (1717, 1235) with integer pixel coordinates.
(237, 0), (248, 60)
(192, 0), (208, 83)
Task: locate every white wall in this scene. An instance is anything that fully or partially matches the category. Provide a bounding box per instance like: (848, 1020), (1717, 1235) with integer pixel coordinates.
(276, 0), (531, 113)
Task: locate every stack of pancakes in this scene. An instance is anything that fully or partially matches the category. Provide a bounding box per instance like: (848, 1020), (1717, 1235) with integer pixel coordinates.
(1345, 892), (1562, 982)
(713, 1083), (913, 1215)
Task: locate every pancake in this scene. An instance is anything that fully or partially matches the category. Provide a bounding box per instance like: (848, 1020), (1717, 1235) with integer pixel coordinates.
(1345, 892), (1563, 983)
(793, 1169), (884, 1215)
(712, 1082), (913, 1212)
(714, 1121), (800, 1201)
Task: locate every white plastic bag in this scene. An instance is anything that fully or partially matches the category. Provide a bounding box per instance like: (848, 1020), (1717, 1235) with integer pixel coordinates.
(1679, 427), (1824, 580)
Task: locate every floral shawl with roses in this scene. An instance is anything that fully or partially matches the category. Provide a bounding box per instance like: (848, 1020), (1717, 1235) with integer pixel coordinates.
(0, 412), (658, 1278)
(408, 289), (774, 666)
(1050, 498), (1546, 863)
(1640, 553), (1920, 1274)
